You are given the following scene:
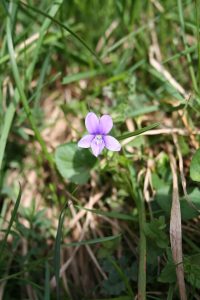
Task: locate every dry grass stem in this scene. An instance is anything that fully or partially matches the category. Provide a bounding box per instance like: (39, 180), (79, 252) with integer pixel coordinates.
(96, 20), (119, 52)
(50, 194), (107, 289)
(168, 144), (187, 300)
(149, 46), (189, 98)
(122, 128), (200, 146)
(172, 134), (188, 198)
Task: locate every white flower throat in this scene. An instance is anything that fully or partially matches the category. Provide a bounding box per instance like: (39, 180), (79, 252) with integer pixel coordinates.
(95, 135), (103, 145)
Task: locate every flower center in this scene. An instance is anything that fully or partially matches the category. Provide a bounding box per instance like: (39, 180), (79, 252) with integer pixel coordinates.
(95, 134), (103, 145)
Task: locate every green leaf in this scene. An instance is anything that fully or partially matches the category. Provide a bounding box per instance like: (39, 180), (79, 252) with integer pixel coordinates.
(180, 188), (200, 220)
(155, 187), (200, 220)
(190, 148), (200, 182)
(144, 216), (168, 249)
(158, 262), (176, 283)
(100, 257), (136, 297)
(117, 122), (160, 141)
(108, 257), (134, 298)
(55, 142), (97, 184)
(185, 254), (200, 289)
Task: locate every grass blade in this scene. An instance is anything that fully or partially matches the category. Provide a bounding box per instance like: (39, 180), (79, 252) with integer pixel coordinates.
(162, 45), (196, 64)
(126, 105), (159, 118)
(54, 203), (67, 300)
(6, 2), (54, 168)
(65, 234), (121, 247)
(44, 261), (50, 300)
(20, 0), (64, 82)
(19, 1), (103, 67)
(177, 0), (198, 92)
(1, 0), (9, 16)
(0, 184), (22, 255)
(196, 0), (200, 89)
(0, 103), (16, 173)
(117, 122), (160, 141)
(62, 69), (105, 85)
(75, 205), (136, 221)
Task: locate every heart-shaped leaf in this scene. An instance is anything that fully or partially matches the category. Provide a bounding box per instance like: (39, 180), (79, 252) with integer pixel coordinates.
(55, 142), (97, 184)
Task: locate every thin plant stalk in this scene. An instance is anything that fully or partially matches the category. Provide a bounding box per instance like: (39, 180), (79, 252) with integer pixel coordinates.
(128, 166), (146, 300)
(137, 190), (146, 300)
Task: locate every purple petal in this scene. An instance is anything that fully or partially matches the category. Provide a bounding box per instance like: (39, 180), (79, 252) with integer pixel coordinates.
(104, 135), (121, 152)
(91, 139), (105, 157)
(85, 112), (99, 134)
(78, 135), (94, 148)
(99, 115), (113, 134)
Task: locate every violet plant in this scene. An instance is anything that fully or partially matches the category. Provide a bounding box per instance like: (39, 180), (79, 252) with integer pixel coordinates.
(78, 112), (121, 157)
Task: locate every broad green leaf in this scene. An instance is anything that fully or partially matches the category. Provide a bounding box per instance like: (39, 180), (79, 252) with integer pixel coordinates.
(185, 254), (200, 289)
(190, 149), (200, 182)
(100, 257), (136, 297)
(180, 188), (200, 219)
(185, 266), (200, 289)
(155, 187), (200, 220)
(158, 262), (176, 283)
(55, 142), (97, 184)
(144, 216), (168, 249)
(108, 257), (134, 298)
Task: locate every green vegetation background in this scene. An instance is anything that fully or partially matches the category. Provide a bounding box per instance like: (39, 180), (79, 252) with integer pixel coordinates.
(1, 0), (200, 299)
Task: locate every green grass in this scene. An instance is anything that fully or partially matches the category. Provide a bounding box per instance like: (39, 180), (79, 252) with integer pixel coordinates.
(1, 0), (200, 299)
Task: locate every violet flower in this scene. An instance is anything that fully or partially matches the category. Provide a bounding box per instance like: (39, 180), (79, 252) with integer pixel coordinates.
(78, 112), (121, 157)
